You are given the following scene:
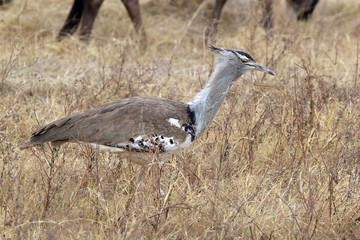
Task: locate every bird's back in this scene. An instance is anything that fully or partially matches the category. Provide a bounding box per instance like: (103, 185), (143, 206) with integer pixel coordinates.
(20, 97), (196, 153)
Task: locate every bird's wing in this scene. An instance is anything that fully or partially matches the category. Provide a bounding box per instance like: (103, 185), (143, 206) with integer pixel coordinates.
(26, 97), (195, 151)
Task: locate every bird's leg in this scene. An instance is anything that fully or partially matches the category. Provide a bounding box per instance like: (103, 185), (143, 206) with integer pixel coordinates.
(42, 145), (58, 173)
(136, 164), (145, 192)
(50, 147), (59, 174)
(88, 148), (97, 171)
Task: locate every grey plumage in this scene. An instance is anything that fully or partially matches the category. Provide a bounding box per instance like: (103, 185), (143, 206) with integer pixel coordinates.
(20, 46), (274, 155)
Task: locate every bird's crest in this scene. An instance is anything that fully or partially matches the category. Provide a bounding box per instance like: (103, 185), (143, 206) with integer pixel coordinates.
(209, 45), (224, 54)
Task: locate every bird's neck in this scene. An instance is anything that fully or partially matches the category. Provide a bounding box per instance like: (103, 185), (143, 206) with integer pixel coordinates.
(189, 61), (242, 137)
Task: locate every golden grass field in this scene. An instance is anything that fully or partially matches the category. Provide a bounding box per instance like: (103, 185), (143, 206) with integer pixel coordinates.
(1, 0), (360, 238)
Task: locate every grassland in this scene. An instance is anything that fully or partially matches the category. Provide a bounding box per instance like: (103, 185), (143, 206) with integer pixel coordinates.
(1, 0), (360, 238)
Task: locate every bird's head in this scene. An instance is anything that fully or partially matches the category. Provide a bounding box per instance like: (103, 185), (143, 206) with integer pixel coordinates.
(210, 45), (274, 77)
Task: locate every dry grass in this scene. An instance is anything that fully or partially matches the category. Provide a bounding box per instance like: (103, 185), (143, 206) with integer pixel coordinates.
(1, 0), (360, 238)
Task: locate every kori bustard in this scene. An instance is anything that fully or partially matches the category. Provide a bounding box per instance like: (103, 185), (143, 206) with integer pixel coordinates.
(20, 46), (274, 159)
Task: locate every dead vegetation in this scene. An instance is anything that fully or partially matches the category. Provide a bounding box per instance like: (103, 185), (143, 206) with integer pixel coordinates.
(1, 0), (360, 238)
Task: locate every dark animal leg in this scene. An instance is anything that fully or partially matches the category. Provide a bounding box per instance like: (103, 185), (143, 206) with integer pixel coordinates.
(122, 0), (146, 49)
(0, 0), (11, 6)
(205, 0), (227, 44)
(58, 0), (146, 45)
(287, 0), (319, 21)
(297, 0), (319, 21)
(122, 0), (142, 31)
(260, 0), (273, 29)
(57, 0), (85, 41)
(79, 0), (104, 42)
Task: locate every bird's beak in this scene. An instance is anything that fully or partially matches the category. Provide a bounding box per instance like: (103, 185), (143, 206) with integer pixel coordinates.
(254, 63), (275, 76)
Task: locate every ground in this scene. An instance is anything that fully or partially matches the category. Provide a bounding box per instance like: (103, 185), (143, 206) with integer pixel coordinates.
(1, 0), (360, 238)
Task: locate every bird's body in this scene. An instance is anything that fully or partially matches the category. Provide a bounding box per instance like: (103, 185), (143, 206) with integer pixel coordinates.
(20, 46), (274, 159)
(21, 97), (195, 155)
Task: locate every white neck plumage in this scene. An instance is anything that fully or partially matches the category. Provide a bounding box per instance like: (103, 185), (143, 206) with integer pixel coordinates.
(189, 59), (244, 137)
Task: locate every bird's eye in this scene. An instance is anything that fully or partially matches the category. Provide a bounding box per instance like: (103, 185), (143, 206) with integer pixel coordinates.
(240, 57), (249, 63)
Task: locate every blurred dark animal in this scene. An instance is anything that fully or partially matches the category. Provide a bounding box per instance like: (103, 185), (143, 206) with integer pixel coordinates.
(287, 0), (319, 20)
(209, 0), (319, 32)
(57, 0), (143, 42)
(58, 0), (320, 43)
(0, 0), (12, 6)
(207, 0), (273, 38)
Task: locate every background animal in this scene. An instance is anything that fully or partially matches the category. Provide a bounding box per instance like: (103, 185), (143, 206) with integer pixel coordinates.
(57, 0), (143, 42)
(209, 0), (319, 31)
(58, 0), (320, 42)
(0, 0), (11, 6)
(287, 0), (319, 20)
